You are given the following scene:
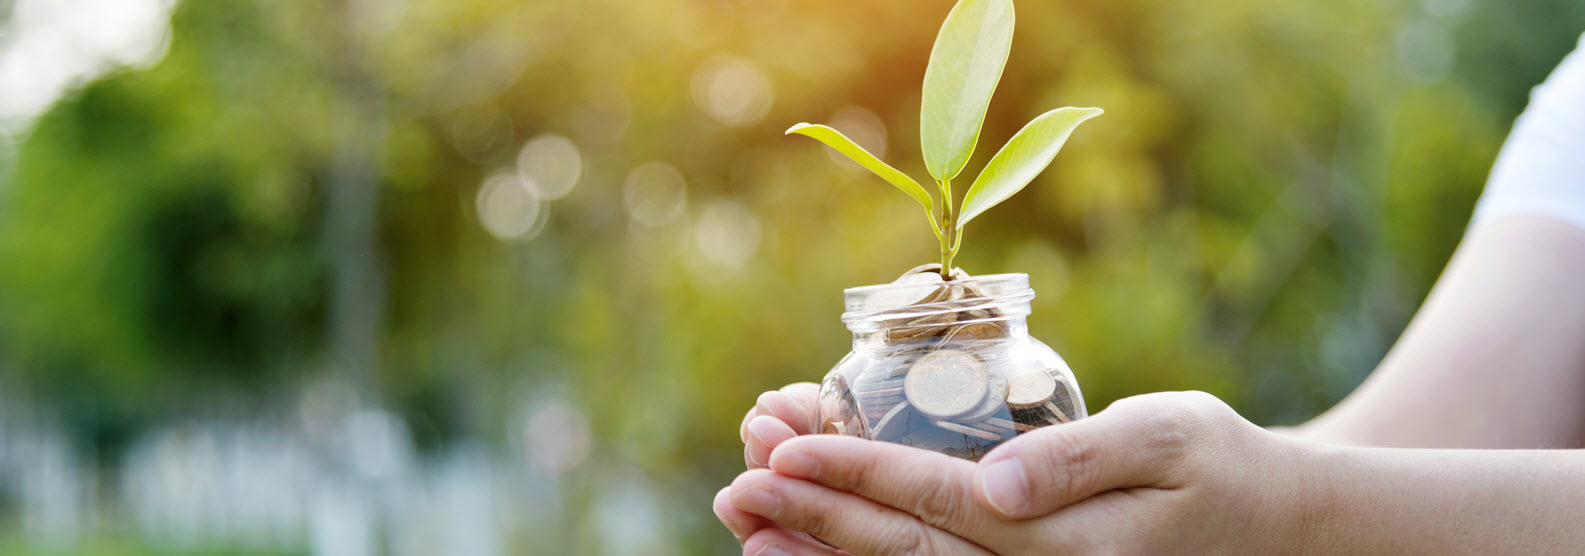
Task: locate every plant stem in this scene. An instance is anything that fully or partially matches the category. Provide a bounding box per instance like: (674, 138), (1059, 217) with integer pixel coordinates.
(938, 178), (956, 279)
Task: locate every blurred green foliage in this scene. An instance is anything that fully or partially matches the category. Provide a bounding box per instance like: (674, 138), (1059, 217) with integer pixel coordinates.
(0, 0), (1582, 551)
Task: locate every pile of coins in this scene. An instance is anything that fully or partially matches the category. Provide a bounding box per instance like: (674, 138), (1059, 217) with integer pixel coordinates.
(829, 264), (1083, 459)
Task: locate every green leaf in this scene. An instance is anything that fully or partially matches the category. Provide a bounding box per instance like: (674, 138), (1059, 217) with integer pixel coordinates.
(786, 123), (935, 214)
(920, 0), (1015, 181)
(957, 107), (1103, 229)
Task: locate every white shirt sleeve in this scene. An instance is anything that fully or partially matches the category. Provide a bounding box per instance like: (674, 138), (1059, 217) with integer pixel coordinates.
(1471, 33), (1585, 231)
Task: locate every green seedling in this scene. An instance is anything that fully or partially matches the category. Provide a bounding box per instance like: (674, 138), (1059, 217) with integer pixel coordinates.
(788, 0), (1102, 279)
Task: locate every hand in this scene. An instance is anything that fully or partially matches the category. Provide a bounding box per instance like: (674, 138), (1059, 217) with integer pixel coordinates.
(736, 382), (820, 469)
(723, 391), (1322, 554)
(717, 382), (837, 549)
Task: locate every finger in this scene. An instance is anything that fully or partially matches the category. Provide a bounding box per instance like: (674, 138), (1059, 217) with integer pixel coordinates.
(974, 393), (1193, 518)
(767, 435), (1005, 537)
(741, 382), (819, 444)
(758, 383), (820, 436)
(746, 416), (798, 469)
(741, 527), (846, 556)
(730, 469), (993, 556)
(715, 486), (774, 544)
(740, 406), (758, 443)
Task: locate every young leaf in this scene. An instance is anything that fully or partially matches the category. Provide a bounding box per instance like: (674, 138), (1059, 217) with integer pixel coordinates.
(920, 0), (1015, 181)
(957, 107), (1103, 229)
(786, 123), (935, 214)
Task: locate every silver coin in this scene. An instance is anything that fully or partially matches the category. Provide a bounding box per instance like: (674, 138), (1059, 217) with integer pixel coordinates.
(959, 370), (1009, 423)
(981, 417), (1018, 432)
(1007, 370), (1057, 409)
(903, 350), (989, 419)
(1044, 401), (1069, 424)
(899, 263), (968, 281)
(855, 385), (905, 398)
(933, 419), (1004, 442)
(864, 272), (945, 312)
(871, 401), (911, 439)
(1049, 373), (1079, 420)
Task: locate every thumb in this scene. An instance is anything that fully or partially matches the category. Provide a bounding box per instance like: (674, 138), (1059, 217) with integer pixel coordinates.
(973, 392), (1200, 518)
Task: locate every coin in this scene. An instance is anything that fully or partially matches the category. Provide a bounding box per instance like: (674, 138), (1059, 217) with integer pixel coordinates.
(855, 384), (904, 398)
(1006, 370), (1057, 409)
(980, 417), (1018, 432)
(959, 370), (1009, 423)
(1043, 401), (1069, 424)
(901, 263), (945, 277)
(933, 419), (1005, 442)
(864, 271), (945, 312)
(903, 350), (989, 419)
(942, 321), (1009, 343)
(1049, 373), (1078, 420)
(871, 401), (911, 439)
(965, 419), (1015, 439)
(900, 263), (969, 280)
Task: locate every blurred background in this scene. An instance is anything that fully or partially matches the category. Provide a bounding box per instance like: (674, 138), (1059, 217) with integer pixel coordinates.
(0, 0), (1581, 553)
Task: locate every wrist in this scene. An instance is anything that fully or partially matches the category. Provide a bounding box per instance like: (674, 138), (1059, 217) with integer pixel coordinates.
(1269, 433), (1348, 555)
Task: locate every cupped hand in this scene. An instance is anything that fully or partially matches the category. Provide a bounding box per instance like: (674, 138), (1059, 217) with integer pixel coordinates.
(737, 382), (821, 469)
(717, 382), (832, 549)
(724, 391), (1324, 554)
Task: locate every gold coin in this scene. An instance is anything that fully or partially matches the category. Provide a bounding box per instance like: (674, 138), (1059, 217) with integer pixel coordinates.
(885, 313), (959, 343)
(1006, 370), (1057, 409)
(903, 350), (989, 419)
(943, 321), (1008, 343)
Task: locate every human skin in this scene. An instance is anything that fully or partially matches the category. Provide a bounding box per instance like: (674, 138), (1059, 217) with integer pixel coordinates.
(716, 217), (1585, 554)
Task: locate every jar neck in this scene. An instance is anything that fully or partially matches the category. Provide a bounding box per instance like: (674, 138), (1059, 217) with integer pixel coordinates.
(850, 316), (1030, 352)
(841, 273), (1036, 351)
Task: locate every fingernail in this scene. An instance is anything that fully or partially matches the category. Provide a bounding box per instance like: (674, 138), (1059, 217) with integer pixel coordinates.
(747, 417), (792, 446)
(757, 391), (783, 415)
(772, 448), (818, 479)
(732, 486), (781, 518)
(745, 448), (764, 468)
(755, 543), (791, 556)
(980, 457), (1029, 515)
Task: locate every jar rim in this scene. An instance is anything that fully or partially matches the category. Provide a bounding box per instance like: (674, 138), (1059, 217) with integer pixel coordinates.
(841, 272), (1029, 297)
(840, 272), (1034, 330)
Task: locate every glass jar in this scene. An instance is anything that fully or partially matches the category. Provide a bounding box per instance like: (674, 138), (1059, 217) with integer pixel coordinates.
(814, 272), (1087, 460)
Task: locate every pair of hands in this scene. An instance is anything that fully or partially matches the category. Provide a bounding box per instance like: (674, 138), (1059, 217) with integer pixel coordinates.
(714, 385), (1321, 554)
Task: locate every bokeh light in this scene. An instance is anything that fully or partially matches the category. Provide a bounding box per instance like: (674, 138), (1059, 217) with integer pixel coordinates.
(523, 402), (591, 475)
(825, 105), (889, 169)
(690, 54), (774, 127)
(692, 199), (762, 276)
(515, 134), (583, 200)
(475, 171), (543, 241)
(0, 0), (1581, 553)
(623, 161), (688, 227)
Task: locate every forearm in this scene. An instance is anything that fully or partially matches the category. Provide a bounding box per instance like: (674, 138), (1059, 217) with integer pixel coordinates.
(1300, 443), (1585, 553)
(1297, 218), (1585, 449)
